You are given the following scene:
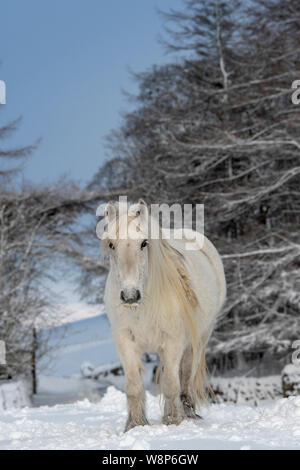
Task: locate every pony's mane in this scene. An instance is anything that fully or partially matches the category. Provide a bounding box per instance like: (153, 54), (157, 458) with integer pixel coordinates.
(148, 235), (212, 404)
(146, 236), (198, 372)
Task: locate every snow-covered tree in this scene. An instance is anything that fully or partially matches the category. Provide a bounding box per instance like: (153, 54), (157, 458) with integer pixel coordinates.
(0, 115), (106, 386)
(89, 0), (300, 372)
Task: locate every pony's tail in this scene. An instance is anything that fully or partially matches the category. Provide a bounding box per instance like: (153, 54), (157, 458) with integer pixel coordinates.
(192, 343), (215, 407)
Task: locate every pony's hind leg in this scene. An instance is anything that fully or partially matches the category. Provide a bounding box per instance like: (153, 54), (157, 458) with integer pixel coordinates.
(180, 346), (202, 419)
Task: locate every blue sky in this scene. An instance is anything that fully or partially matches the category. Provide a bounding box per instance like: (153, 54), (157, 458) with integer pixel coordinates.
(0, 0), (183, 186)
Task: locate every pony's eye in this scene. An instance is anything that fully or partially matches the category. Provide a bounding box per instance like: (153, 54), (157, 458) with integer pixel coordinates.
(141, 239), (148, 250)
(109, 242), (115, 250)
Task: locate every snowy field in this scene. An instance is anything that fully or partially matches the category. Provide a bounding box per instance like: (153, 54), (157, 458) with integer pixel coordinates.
(1, 386), (300, 450)
(38, 312), (118, 378)
(0, 312), (297, 450)
(35, 314), (120, 405)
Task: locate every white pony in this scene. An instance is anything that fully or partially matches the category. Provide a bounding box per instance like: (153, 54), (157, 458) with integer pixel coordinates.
(103, 199), (226, 432)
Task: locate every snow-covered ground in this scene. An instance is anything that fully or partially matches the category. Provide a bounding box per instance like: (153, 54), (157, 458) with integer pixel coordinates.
(37, 314), (118, 378)
(34, 313), (119, 405)
(0, 380), (30, 411)
(48, 302), (106, 326)
(3, 310), (293, 450)
(0, 387), (300, 450)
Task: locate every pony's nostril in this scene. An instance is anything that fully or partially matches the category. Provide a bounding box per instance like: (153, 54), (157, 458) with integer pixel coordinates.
(120, 289), (141, 304)
(120, 291), (126, 302)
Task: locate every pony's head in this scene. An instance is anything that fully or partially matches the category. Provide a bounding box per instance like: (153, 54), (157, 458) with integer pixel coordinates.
(102, 199), (150, 307)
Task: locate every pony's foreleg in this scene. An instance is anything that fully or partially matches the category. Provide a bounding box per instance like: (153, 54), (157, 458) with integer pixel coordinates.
(115, 331), (148, 432)
(161, 340), (185, 426)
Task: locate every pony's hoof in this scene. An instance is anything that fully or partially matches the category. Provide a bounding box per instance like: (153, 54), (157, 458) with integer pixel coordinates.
(181, 395), (203, 420)
(188, 411), (203, 420)
(124, 417), (149, 432)
(162, 414), (184, 426)
(124, 421), (136, 432)
(183, 407), (203, 420)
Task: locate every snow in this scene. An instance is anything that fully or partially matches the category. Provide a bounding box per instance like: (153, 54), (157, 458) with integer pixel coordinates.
(211, 375), (282, 405)
(0, 380), (30, 411)
(36, 302), (105, 329)
(56, 302), (106, 325)
(1, 386), (300, 450)
(37, 314), (118, 377)
(24, 313), (299, 450)
(282, 363), (300, 397)
(33, 376), (108, 407)
(80, 360), (122, 379)
(282, 363), (300, 376)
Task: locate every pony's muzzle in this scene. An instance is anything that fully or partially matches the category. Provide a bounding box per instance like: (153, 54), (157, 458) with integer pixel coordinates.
(120, 288), (141, 305)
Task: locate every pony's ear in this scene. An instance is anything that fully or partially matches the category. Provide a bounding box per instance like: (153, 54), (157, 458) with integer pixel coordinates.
(136, 199), (148, 228)
(105, 201), (116, 223)
(138, 198), (147, 208)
